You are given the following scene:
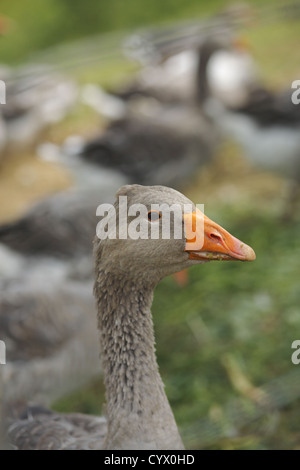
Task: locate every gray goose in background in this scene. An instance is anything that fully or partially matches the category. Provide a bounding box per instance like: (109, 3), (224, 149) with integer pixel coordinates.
(7, 184), (255, 450)
(196, 36), (300, 213)
(1, 272), (100, 409)
(70, 110), (216, 189)
(0, 187), (119, 259)
(61, 78), (218, 190)
(0, 187), (121, 408)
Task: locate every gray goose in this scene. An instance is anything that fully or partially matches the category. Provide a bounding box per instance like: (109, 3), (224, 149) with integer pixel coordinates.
(7, 184), (255, 450)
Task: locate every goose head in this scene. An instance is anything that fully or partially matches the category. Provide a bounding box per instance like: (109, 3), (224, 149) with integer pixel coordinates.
(94, 184), (255, 284)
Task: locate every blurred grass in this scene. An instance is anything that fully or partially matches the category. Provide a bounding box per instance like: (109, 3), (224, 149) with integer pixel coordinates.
(1, 0), (300, 450)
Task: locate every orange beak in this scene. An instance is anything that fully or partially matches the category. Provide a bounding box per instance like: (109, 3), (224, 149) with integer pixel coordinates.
(184, 209), (256, 262)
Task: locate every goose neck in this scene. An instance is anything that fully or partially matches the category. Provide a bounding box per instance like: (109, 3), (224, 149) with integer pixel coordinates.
(94, 269), (184, 449)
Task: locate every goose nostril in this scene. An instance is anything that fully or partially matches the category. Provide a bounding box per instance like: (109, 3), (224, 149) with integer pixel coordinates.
(209, 233), (222, 243)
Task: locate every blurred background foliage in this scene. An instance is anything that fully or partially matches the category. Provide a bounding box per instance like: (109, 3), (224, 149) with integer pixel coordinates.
(0, 0), (273, 63)
(0, 0), (300, 450)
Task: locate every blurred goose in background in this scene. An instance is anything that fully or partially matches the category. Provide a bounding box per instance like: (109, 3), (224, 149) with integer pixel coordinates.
(107, 50), (199, 105)
(0, 187), (121, 407)
(1, 267), (100, 409)
(118, 2), (255, 104)
(196, 36), (300, 214)
(0, 64), (77, 157)
(68, 111), (215, 188)
(196, 36), (259, 109)
(7, 184), (255, 450)
(49, 86), (218, 190)
(0, 244), (26, 279)
(0, 186), (119, 259)
(1, 261), (92, 361)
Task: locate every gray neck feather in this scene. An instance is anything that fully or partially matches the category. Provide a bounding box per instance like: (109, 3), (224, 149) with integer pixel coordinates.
(94, 268), (184, 450)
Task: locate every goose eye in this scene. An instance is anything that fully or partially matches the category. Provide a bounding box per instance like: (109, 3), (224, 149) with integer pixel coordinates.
(147, 211), (162, 222)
